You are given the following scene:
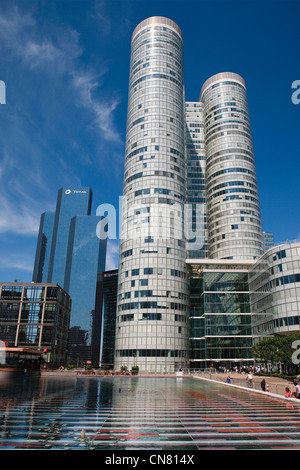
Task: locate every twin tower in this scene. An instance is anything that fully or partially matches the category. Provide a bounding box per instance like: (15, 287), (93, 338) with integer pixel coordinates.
(115, 17), (264, 371)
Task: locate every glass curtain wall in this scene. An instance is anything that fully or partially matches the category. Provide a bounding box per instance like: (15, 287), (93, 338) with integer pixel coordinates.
(190, 267), (253, 368)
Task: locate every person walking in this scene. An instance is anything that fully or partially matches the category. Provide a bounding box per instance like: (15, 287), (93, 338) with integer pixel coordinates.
(246, 372), (253, 388)
(294, 381), (300, 398)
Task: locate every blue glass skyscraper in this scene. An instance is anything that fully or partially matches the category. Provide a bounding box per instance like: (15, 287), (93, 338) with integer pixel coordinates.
(33, 187), (107, 365)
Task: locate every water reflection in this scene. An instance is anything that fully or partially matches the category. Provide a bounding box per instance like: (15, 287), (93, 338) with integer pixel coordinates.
(0, 376), (300, 450)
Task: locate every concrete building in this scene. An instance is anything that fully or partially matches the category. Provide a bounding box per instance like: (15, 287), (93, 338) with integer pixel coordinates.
(200, 72), (264, 260)
(249, 243), (300, 341)
(115, 17), (190, 372)
(263, 232), (275, 251)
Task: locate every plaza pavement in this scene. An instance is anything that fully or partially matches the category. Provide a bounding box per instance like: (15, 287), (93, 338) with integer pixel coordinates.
(193, 370), (300, 401)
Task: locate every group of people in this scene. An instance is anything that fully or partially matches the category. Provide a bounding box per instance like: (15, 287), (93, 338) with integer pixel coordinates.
(284, 381), (300, 399)
(228, 371), (300, 398)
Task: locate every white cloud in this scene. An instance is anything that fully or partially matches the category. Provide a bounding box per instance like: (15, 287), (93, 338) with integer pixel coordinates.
(71, 70), (122, 143)
(0, 252), (34, 273)
(0, 5), (121, 143)
(0, 191), (40, 236)
(0, 4), (123, 239)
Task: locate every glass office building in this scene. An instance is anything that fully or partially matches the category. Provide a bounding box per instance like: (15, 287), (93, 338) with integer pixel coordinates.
(33, 187), (107, 365)
(100, 270), (118, 369)
(188, 260), (254, 368)
(32, 212), (55, 283)
(185, 102), (207, 258)
(115, 17), (190, 372)
(0, 282), (71, 367)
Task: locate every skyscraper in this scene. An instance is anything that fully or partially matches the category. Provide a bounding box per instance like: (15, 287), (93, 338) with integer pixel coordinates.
(185, 102), (207, 258)
(33, 187), (107, 365)
(100, 270), (118, 369)
(114, 17), (190, 372)
(200, 72), (264, 260)
(114, 17), (268, 372)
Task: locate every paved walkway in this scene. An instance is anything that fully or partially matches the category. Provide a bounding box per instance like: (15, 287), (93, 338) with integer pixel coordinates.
(194, 371), (299, 399)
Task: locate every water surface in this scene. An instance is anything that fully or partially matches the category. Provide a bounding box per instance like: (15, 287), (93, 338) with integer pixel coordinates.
(0, 375), (300, 450)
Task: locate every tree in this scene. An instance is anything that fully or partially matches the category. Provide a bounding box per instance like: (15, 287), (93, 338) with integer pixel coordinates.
(252, 334), (300, 375)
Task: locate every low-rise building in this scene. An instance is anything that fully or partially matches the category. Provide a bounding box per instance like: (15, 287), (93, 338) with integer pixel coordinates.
(0, 282), (71, 368)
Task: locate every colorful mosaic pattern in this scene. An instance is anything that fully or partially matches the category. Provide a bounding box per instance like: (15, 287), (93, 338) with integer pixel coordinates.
(0, 376), (300, 450)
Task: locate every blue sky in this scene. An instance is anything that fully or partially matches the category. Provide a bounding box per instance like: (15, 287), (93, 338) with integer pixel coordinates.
(0, 0), (299, 282)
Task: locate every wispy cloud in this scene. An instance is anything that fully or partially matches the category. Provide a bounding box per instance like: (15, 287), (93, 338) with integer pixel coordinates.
(0, 4), (122, 142)
(0, 252), (34, 273)
(0, 3), (123, 240)
(71, 70), (122, 143)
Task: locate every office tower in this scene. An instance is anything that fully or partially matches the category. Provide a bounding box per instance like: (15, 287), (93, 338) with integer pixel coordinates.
(32, 212), (55, 283)
(33, 187), (107, 365)
(185, 102), (207, 258)
(200, 72), (264, 260)
(115, 17), (190, 372)
(48, 188), (93, 286)
(100, 270), (118, 369)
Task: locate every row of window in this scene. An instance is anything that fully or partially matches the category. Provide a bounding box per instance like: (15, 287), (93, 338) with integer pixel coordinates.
(116, 349), (187, 357)
(208, 186), (258, 201)
(207, 166), (256, 182)
(118, 301), (188, 312)
(206, 147), (254, 170)
(134, 187), (185, 200)
(130, 73), (182, 90)
(120, 313), (161, 321)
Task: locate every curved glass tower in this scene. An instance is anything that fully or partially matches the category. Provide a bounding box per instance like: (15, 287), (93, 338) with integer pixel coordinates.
(114, 17), (189, 373)
(200, 72), (264, 260)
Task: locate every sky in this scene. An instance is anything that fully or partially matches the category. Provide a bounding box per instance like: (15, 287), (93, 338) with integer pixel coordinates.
(0, 0), (299, 282)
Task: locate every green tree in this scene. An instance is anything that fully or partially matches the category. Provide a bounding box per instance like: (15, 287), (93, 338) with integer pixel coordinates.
(252, 334), (300, 375)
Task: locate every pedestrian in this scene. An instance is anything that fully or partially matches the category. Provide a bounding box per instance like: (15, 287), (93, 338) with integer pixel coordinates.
(285, 387), (292, 398)
(226, 375), (231, 383)
(266, 384), (270, 392)
(294, 381), (300, 399)
(246, 372), (253, 387)
(260, 378), (266, 391)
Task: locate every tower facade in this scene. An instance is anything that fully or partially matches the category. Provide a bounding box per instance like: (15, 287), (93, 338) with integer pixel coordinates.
(185, 102), (207, 258)
(115, 17), (190, 372)
(200, 72), (264, 260)
(33, 187), (107, 365)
